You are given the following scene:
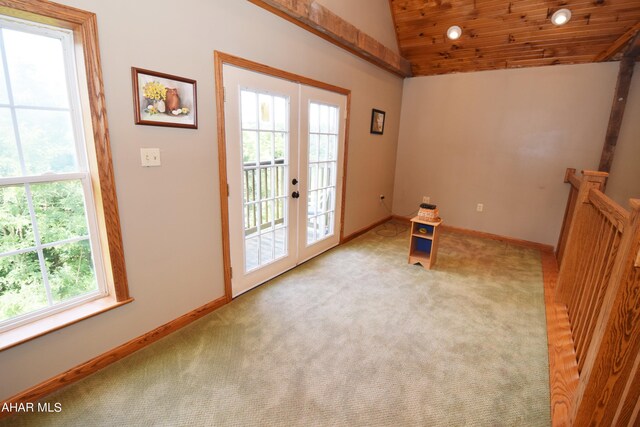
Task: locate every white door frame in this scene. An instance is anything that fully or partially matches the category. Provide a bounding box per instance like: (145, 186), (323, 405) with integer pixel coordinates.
(214, 51), (351, 301)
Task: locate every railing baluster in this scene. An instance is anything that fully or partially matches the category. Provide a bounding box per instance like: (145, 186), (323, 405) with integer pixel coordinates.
(575, 221), (616, 372)
(556, 171), (608, 305)
(573, 209), (608, 366)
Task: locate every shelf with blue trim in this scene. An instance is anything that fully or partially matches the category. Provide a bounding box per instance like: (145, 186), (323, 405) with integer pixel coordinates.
(408, 216), (442, 270)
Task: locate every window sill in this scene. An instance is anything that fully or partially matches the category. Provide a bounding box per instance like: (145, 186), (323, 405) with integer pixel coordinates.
(0, 296), (134, 351)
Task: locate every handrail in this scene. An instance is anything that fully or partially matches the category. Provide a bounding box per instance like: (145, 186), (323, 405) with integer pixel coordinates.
(564, 167), (581, 190)
(587, 188), (628, 232)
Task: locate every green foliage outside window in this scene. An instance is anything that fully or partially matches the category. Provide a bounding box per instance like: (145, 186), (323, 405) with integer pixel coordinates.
(0, 182), (97, 322)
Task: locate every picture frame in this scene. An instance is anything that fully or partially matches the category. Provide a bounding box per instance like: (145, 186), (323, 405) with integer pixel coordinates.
(132, 67), (198, 129)
(370, 109), (385, 135)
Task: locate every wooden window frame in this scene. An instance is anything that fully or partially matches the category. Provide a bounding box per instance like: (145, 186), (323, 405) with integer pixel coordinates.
(0, 0), (131, 350)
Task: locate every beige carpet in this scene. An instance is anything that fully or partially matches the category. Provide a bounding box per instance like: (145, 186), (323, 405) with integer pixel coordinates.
(3, 222), (550, 426)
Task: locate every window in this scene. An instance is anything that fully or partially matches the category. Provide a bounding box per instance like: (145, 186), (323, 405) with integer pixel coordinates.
(0, 16), (107, 330)
(0, 2), (130, 347)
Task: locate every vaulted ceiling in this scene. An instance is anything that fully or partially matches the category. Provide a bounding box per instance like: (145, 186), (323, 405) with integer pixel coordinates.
(389, 0), (640, 76)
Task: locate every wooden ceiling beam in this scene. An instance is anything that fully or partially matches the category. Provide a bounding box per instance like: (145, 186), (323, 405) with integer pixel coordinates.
(623, 29), (640, 59)
(594, 21), (640, 61)
(598, 56), (636, 172)
(248, 0), (413, 78)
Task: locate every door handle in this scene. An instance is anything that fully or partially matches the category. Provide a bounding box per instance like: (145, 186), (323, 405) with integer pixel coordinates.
(292, 191), (300, 199)
(292, 178), (298, 185)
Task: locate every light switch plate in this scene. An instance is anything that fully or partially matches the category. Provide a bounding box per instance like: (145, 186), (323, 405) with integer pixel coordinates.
(140, 148), (161, 167)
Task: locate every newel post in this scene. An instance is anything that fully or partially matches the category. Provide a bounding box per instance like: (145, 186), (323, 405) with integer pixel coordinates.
(556, 168), (578, 264)
(572, 199), (640, 426)
(555, 171), (608, 305)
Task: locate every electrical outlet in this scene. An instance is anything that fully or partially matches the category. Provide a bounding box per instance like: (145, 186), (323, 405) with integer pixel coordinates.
(422, 196), (430, 204)
(141, 148), (161, 167)
(476, 203), (484, 212)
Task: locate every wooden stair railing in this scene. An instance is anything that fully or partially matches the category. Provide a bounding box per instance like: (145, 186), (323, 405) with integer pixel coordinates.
(549, 169), (640, 426)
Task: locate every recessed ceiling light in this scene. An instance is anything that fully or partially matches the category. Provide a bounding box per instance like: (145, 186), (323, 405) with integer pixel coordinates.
(447, 25), (462, 40)
(551, 9), (572, 26)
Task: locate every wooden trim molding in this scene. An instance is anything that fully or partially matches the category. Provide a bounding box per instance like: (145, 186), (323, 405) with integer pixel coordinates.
(441, 224), (554, 252)
(214, 51), (352, 301)
(338, 94), (350, 242)
(213, 52), (233, 303)
(340, 216), (392, 244)
(0, 296), (228, 417)
(248, 0), (412, 78)
(215, 51), (351, 95)
(391, 214), (411, 224)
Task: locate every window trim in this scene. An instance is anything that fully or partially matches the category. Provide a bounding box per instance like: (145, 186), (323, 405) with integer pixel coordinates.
(0, 0), (131, 349)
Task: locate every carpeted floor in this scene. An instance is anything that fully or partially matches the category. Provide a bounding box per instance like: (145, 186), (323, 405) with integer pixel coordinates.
(3, 222), (551, 426)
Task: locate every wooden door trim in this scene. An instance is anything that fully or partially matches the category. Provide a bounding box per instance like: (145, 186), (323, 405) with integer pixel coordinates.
(213, 51), (352, 301)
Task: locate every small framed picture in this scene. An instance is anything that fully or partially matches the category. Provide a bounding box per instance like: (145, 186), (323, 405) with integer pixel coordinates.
(370, 109), (385, 135)
(132, 67), (198, 129)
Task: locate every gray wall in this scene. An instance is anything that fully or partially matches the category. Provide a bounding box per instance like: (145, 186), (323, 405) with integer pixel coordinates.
(392, 62), (639, 246)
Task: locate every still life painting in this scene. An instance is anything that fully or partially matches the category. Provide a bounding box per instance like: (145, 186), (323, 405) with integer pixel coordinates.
(132, 67), (197, 129)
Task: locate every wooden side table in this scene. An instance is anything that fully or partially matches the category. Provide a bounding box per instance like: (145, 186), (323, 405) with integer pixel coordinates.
(408, 216), (442, 269)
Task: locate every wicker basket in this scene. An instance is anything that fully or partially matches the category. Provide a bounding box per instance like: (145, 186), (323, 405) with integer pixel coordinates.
(418, 207), (439, 222)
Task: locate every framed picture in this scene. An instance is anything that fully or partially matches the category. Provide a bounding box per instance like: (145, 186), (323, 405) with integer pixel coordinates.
(132, 67), (197, 129)
(370, 109), (385, 135)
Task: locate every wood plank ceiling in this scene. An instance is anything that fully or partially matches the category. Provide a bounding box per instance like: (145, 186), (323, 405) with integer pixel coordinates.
(389, 0), (640, 76)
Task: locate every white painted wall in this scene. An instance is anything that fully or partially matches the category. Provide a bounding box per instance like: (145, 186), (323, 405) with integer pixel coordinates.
(316, 0), (399, 54)
(0, 0), (403, 399)
(393, 62), (623, 246)
(606, 63), (640, 208)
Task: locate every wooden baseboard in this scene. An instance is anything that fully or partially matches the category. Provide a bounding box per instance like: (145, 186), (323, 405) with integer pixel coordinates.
(0, 295), (228, 416)
(341, 215), (392, 244)
(391, 215), (411, 225)
(392, 215), (553, 252)
(442, 224), (554, 252)
(541, 251), (579, 426)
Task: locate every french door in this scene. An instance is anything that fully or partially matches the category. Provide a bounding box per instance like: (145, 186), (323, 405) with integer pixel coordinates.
(223, 65), (347, 297)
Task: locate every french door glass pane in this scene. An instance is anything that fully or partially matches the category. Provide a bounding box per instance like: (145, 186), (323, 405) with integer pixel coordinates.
(260, 232), (274, 263)
(274, 227), (286, 258)
(258, 94), (274, 131)
(245, 236), (259, 271)
(3, 28), (70, 109)
(274, 98), (286, 131)
(241, 91), (258, 129)
(0, 108), (20, 177)
(259, 131), (273, 164)
(307, 102), (339, 245)
(242, 131), (257, 164)
(0, 251), (47, 321)
(32, 180), (89, 244)
(241, 89), (289, 272)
